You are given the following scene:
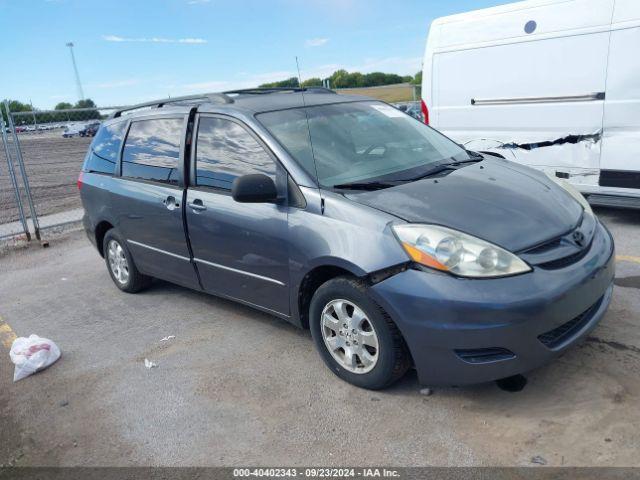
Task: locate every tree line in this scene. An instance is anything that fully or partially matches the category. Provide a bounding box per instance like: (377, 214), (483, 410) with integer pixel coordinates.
(1, 98), (101, 125)
(260, 69), (422, 89)
(2, 69), (424, 125)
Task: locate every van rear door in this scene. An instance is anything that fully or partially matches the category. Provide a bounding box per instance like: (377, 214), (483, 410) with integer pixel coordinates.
(111, 114), (200, 290)
(429, 0), (614, 188)
(599, 0), (640, 192)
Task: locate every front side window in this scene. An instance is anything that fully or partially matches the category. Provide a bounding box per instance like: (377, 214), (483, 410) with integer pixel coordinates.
(195, 117), (276, 190)
(84, 121), (126, 175)
(121, 118), (183, 185)
(258, 101), (469, 188)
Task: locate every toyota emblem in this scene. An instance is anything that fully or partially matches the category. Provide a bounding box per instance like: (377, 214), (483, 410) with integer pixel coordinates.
(572, 230), (586, 247)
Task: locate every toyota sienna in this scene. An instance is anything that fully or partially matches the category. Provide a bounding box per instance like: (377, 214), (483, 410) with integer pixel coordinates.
(79, 88), (615, 389)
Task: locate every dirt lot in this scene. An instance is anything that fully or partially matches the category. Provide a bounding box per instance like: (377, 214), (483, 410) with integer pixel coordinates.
(0, 133), (90, 224)
(0, 208), (639, 467)
(338, 83), (417, 103)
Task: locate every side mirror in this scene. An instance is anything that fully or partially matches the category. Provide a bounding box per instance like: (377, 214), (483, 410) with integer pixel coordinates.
(232, 174), (278, 203)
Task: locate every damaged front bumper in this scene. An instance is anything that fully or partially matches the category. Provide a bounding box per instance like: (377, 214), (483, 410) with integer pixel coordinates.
(369, 220), (615, 386)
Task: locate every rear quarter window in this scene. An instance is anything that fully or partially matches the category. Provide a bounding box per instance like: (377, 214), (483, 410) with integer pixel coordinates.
(83, 121), (127, 175)
(121, 118), (183, 185)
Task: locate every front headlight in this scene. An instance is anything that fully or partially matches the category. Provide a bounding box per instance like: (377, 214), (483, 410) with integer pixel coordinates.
(392, 224), (531, 278)
(545, 172), (593, 216)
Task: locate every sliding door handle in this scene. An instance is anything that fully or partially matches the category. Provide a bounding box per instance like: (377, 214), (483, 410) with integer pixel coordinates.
(188, 199), (207, 212)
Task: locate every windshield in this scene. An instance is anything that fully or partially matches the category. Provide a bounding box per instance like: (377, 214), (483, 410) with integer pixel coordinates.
(257, 101), (470, 188)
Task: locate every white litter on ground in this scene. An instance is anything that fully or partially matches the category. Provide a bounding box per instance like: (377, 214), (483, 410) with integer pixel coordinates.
(10, 334), (61, 382)
(159, 336), (175, 342)
(531, 455), (548, 466)
(144, 358), (158, 369)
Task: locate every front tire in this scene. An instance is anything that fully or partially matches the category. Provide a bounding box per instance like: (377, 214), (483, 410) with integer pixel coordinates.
(103, 229), (151, 293)
(310, 276), (411, 389)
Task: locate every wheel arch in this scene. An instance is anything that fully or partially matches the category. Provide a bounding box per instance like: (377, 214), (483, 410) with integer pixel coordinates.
(295, 258), (369, 330)
(94, 220), (114, 257)
(294, 258), (411, 329)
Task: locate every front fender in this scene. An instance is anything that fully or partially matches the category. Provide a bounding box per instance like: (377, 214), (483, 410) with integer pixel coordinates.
(287, 191), (409, 325)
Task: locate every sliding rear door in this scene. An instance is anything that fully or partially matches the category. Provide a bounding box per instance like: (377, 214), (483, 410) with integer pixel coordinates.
(599, 0), (640, 192)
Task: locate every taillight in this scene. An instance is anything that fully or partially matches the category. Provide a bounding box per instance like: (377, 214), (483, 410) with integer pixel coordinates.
(421, 99), (429, 125)
(77, 171), (84, 190)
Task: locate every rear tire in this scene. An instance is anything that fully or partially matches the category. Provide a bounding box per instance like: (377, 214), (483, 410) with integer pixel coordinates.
(103, 229), (151, 293)
(310, 276), (411, 390)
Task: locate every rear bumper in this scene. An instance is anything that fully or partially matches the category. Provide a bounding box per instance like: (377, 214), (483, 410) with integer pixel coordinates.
(370, 220), (615, 386)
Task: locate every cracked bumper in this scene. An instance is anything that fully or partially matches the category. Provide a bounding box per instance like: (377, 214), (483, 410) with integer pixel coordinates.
(369, 220), (615, 386)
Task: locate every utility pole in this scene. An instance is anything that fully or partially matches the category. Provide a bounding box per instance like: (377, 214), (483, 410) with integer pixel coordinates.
(30, 99), (38, 130)
(66, 42), (85, 102)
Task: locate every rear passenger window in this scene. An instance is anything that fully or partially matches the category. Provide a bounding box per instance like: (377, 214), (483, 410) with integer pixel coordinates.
(121, 118), (183, 185)
(195, 117), (276, 190)
(84, 121), (126, 175)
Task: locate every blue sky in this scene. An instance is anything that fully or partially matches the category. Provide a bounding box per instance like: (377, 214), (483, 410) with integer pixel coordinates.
(1, 0), (504, 109)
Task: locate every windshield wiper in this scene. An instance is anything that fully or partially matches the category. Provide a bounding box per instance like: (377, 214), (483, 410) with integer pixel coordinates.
(332, 181), (400, 191)
(396, 164), (456, 182)
(395, 155), (484, 183)
(333, 154), (485, 190)
(447, 156), (483, 166)
(464, 150), (484, 160)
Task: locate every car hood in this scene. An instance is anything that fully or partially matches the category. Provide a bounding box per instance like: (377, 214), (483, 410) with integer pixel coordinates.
(344, 158), (583, 252)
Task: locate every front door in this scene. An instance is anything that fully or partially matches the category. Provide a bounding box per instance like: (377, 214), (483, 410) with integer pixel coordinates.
(185, 114), (290, 314)
(111, 114), (200, 290)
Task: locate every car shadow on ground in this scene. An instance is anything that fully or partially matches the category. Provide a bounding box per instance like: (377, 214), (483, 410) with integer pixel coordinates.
(140, 278), (631, 405)
(143, 278), (308, 337)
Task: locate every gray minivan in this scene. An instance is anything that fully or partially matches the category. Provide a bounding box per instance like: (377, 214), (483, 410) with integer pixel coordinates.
(80, 88), (614, 390)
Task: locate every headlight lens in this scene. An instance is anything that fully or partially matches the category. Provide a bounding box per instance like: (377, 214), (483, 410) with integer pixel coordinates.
(545, 172), (593, 216)
(392, 224), (531, 278)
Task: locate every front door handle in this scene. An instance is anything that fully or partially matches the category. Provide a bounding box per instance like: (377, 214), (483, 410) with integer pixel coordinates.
(187, 199), (207, 212)
(163, 195), (179, 211)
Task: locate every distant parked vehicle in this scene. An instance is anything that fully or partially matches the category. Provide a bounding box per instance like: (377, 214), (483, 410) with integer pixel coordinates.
(62, 126), (81, 138)
(80, 122), (101, 137)
(395, 102), (423, 121)
(62, 130), (75, 138)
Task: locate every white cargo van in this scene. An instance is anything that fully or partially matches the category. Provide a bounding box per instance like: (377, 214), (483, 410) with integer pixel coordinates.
(421, 0), (640, 208)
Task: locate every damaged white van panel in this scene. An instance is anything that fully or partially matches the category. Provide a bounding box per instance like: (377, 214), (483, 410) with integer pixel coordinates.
(422, 0), (640, 208)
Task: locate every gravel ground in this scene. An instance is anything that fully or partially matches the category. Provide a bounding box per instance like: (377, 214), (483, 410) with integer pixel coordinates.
(0, 133), (90, 225)
(0, 207), (639, 467)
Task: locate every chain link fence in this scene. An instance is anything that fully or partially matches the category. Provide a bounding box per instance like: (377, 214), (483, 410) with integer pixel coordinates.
(1, 103), (121, 244)
(1, 114), (33, 241)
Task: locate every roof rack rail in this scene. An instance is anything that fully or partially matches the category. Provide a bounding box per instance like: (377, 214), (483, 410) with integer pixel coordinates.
(224, 87), (336, 95)
(110, 92), (234, 118)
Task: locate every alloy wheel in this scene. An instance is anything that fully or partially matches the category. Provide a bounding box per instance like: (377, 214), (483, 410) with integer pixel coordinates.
(321, 299), (379, 374)
(107, 239), (130, 285)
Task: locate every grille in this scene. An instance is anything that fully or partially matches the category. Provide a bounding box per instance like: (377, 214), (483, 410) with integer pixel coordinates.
(455, 347), (515, 364)
(537, 244), (591, 270)
(538, 296), (604, 349)
(524, 238), (562, 255)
